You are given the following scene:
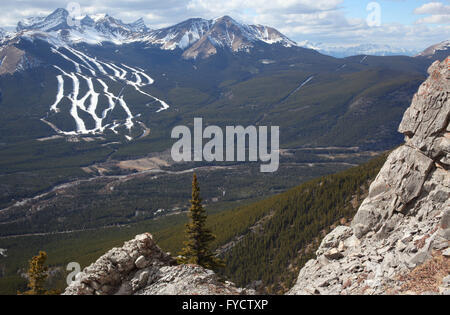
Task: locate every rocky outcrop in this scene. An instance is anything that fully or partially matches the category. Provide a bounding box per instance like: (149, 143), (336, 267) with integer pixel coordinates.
(289, 57), (450, 295)
(64, 233), (253, 295)
(0, 43), (41, 75)
(416, 40), (450, 61)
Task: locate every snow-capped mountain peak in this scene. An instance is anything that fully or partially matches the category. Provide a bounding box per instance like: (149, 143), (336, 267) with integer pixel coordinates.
(17, 8), (69, 32)
(90, 13), (108, 23)
(0, 28), (7, 39)
(299, 41), (418, 57)
(92, 14), (134, 34)
(143, 18), (212, 50)
(129, 18), (149, 33)
(146, 15), (296, 59)
(15, 8), (150, 45)
(207, 15), (295, 48)
(9, 9), (296, 59)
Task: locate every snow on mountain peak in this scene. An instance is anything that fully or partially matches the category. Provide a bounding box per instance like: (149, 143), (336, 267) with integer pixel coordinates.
(17, 8), (69, 32)
(210, 15), (295, 47)
(299, 41), (418, 57)
(17, 9), (144, 32)
(143, 18), (212, 51)
(10, 9), (296, 58)
(130, 18), (149, 32)
(90, 13), (107, 23)
(148, 15), (296, 59)
(14, 8), (152, 46)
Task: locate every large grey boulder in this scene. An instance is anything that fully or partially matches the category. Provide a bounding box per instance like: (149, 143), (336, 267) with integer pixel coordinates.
(64, 233), (252, 295)
(351, 58), (449, 239)
(398, 60), (450, 161)
(352, 146), (434, 238)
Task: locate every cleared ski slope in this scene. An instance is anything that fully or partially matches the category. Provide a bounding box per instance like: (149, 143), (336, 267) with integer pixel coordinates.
(48, 46), (170, 136)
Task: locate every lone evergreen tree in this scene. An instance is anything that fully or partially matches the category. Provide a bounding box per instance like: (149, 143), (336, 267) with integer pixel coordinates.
(18, 251), (51, 295)
(178, 173), (224, 270)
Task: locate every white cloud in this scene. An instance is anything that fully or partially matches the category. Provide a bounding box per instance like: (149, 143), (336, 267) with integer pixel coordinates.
(186, 0), (343, 15)
(416, 14), (450, 24)
(414, 2), (450, 15)
(414, 1), (450, 25)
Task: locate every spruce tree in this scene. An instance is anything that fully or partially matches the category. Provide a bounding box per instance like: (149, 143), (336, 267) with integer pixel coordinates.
(178, 173), (224, 270)
(19, 251), (49, 295)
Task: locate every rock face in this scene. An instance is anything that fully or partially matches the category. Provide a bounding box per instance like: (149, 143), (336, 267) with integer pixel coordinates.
(64, 233), (252, 295)
(289, 57), (450, 295)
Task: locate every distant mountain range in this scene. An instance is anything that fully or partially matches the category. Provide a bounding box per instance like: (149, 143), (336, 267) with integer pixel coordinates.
(298, 41), (419, 58)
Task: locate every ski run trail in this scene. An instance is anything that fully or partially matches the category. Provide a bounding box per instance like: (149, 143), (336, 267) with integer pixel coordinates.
(291, 76), (314, 96)
(48, 46), (170, 136)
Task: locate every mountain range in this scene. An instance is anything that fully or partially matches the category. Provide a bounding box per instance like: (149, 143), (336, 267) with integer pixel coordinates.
(13, 8), (294, 60)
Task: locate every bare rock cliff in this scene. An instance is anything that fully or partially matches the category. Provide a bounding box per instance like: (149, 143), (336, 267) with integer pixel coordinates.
(289, 57), (450, 295)
(64, 233), (253, 295)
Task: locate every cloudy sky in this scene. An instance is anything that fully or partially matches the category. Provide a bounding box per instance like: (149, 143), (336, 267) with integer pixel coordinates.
(1, 0), (449, 51)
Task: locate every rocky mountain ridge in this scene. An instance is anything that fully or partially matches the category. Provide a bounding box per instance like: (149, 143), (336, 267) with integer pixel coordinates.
(64, 233), (253, 295)
(288, 57), (450, 295)
(17, 8), (150, 35)
(10, 9), (295, 59)
(0, 38), (41, 75)
(416, 40), (450, 59)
